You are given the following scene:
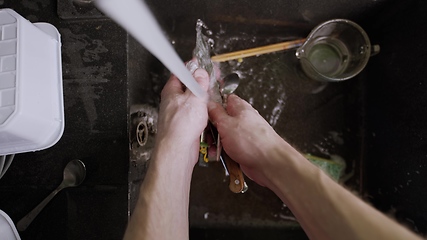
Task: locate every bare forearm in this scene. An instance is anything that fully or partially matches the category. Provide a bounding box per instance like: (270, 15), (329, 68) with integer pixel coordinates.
(266, 141), (422, 240)
(124, 139), (197, 240)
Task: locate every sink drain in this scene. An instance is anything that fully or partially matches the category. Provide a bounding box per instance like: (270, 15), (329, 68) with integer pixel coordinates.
(136, 121), (148, 147)
(129, 104), (158, 151)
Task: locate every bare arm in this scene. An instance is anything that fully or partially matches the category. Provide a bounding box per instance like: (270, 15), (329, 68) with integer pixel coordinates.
(264, 141), (421, 240)
(124, 69), (210, 240)
(208, 94), (422, 240)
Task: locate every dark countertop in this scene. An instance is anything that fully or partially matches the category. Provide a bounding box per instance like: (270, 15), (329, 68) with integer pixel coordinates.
(0, 1), (129, 239)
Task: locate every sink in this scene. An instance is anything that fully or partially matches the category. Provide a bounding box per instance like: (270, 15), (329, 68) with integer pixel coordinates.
(126, 1), (380, 239)
(126, 0), (427, 238)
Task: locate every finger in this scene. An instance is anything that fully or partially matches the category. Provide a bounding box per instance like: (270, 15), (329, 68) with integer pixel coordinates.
(208, 101), (231, 128)
(191, 69), (210, 92)
(212, 62), (221, 81)
(161, 74), (184, 97)
(226, 94), (253, 117)
(185, 58), (198, 74)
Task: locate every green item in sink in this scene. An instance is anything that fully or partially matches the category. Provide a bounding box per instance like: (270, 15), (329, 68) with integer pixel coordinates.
(304, 154), (346, 181)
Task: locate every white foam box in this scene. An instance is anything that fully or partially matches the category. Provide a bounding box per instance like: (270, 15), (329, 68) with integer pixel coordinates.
(0, 9), (64, 155)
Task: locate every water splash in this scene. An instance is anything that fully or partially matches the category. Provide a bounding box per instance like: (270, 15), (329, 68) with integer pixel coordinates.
(193, 19), (222, 103)
(269, 92), (286, 127)
(95, 0), (206, 98)
(194, 20), (215, 83)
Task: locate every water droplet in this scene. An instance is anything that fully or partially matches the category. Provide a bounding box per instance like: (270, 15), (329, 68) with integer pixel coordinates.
(196, 19), (204, 28)
(359, 45), (366, 54)
(207, 38), (215, 48)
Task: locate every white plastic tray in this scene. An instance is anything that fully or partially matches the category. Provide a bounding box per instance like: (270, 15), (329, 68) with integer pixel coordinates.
(0, 210), (21, 240)
(0, 9), (64, 155)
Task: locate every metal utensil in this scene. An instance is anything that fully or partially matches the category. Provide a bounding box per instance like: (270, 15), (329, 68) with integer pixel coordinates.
(17, 159), (86, 231)
(219, 73), (247, 193)
(216, 72), (241, 166)
(211, 39), (306, 62)
(216, 72), (241, 172)
(220, 73), (240, 99)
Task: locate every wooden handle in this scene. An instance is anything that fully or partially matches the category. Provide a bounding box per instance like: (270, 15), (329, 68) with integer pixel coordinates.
(223, 152), (245, 193)
(211, 38), (306, 62)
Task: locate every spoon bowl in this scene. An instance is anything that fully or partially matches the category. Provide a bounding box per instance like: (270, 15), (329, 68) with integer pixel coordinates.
(17, 159), (86, 231)
(220, 73), (240, 96)
(62, 159), (86, 187)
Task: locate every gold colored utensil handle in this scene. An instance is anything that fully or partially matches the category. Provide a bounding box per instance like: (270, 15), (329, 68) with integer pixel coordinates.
(223, 152), (246, 193)
(211, 38), (306, 62)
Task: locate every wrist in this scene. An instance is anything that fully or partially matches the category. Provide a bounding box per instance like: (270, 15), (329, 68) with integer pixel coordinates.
(260, 139), (317, 194)
(151, 137), (199, 175)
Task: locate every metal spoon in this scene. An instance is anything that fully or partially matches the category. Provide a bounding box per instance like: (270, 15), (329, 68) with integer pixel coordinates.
(215, 72), (241, 170)
(17, 159), (86, 231)
(218, 73), (248, 193)
(215, 72), (241, 167)
(220, 73), (240, 99)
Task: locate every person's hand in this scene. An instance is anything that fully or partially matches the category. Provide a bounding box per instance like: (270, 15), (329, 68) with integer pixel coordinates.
(155, 69), (210, 166)
(125, 69), (209, 240)
(208, 94), (286, 187)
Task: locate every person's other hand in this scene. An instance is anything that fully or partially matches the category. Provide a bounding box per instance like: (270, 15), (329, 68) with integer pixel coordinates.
(208, 94), (285, 187)
(156, 69), (210, 166)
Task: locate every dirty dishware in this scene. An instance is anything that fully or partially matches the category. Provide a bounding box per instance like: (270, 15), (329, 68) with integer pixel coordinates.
(296, 19), (380, 82)
(16, 159), (86, 231)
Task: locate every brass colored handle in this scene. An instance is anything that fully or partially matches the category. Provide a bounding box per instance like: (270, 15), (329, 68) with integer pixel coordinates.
(211, 38), (306, 62)
(223, 152), (246, 193)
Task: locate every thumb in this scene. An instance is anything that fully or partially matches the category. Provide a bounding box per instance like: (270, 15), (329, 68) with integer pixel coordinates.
(226, 94), (253, 117)
(208, 101), (231, 129)
(192, 69), (210, 92)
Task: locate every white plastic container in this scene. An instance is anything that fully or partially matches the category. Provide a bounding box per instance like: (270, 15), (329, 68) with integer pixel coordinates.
(0, 210), (21, 240)
(0, 9), (64, 155)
